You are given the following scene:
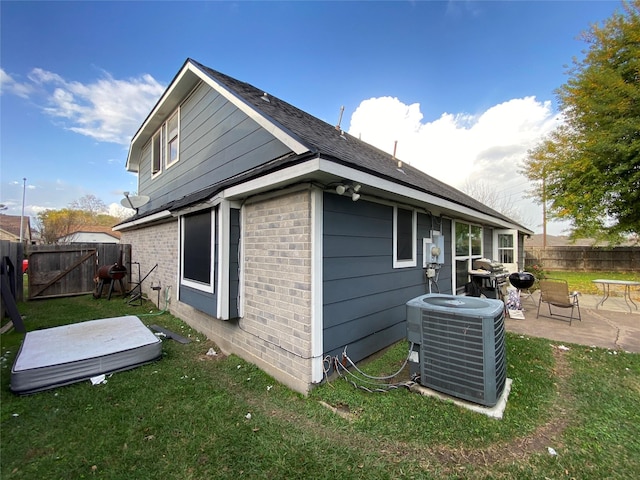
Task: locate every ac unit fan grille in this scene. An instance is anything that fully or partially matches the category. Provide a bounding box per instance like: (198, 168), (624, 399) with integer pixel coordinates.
(420, 309), (506, 404)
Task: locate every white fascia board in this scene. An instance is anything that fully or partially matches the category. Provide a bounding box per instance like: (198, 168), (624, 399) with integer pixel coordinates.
(223, 158), (526, 232)
(320, 161), (528, 231)
(112, 210), (172, 231)
(196, 68), (309, 156)
(223, 158), (323, 198)
(126, 60), (310, 172)
(126, 63), (195, 172)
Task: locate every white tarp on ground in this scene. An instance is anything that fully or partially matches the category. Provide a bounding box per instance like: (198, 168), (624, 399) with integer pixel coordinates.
(11, 315), (162, 394)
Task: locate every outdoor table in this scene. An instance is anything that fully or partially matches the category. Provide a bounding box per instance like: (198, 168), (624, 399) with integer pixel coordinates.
(592, 279), (640, 313)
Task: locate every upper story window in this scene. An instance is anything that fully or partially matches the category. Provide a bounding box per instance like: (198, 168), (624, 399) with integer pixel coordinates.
(151, 108), (180, 177)
(393, 206), (416, 268)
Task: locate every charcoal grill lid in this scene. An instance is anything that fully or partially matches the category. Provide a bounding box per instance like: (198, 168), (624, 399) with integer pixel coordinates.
(509, 272), (535, 289)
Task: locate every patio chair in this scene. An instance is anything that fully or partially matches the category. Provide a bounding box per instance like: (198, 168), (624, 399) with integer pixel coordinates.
(536, 278), (581, 325)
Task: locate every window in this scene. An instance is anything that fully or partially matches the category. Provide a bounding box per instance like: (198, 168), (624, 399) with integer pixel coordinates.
(497, 233), (514, 264)
(151, 108), (180, 176)
(181, 208), (215, 293)
(454, 221), (483, 292)
(152, 130), (162, 175)
(166, 111), (180, 167)
(393, 206), (416, 268)
(494, 229), (518, 271)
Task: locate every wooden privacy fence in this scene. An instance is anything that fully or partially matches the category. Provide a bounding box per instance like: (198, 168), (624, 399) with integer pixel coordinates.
(28, 244), (131, 299)
(525, 246), (640, 272)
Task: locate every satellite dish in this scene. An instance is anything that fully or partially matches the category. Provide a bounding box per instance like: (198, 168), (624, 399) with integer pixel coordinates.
(121, 194), (150, 210)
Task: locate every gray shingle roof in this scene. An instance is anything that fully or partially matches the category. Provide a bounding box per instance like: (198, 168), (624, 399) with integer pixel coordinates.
(120, 59), (527, 231)
(192, 59), (521, 227)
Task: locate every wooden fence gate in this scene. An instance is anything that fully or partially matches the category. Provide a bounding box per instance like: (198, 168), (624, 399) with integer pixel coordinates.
(28, 244), (131, 300)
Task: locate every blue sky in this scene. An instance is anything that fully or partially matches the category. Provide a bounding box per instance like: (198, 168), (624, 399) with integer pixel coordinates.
(0, 0), (623, 235)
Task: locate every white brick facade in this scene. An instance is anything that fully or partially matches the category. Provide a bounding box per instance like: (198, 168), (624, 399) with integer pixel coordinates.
(120, 190), (315, 393)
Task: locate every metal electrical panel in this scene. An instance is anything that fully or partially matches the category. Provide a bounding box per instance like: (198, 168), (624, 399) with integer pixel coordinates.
(422, 231), (445, 267)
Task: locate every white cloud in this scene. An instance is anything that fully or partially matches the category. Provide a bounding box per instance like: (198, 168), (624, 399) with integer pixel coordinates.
(14, 67), (166, 145)
(348, 96), (565, 233)
(0, 68), (34, 98)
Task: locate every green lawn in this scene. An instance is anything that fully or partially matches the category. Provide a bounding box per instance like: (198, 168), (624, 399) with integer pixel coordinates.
(543, 271), (640, 300)
(1, 294), (639, 479)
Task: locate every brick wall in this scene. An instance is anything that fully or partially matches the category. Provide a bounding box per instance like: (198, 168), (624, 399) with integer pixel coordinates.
(120, 221), (178, 307)
(119, 190), (315, 394)
(241, 190), (313, 390)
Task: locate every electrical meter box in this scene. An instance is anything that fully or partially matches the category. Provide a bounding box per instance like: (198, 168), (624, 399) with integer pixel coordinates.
(422, 231), (444, 267)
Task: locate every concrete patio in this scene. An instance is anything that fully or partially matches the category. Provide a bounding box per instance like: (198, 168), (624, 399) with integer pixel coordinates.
(505, 290), (640, 353)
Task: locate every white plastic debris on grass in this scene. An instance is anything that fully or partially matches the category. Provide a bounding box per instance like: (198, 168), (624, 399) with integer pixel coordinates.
(245, 413), (252, 420)
(556, 345), (570, 351)
(90, 374), (107, 386)
(206, 347), (217, 356)
(547, 447), (558, 456)
(267, 385), (273, 391)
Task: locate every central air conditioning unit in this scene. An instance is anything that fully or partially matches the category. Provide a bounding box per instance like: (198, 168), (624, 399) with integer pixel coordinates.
(406, 294), (506, 407)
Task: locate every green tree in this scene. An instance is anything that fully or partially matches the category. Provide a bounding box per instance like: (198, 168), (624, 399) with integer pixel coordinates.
(523, 1), (640, 241)
(36, 195), (122, 244)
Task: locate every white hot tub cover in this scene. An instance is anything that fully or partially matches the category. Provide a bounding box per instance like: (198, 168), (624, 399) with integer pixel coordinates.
(11, 315), (162, 394)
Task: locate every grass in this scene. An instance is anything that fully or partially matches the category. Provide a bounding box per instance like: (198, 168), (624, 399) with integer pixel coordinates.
(1, 294), (639, 479)
(542, 271), (640, 301)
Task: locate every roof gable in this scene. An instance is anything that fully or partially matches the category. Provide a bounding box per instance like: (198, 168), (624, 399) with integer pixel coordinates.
(126, 59), (309, 172)
(125, 59), (530, 232)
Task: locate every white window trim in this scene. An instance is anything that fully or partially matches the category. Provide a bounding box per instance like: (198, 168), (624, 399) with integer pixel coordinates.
(165, 109), (180, 169)
(217, 201), (232, 319)
(494, 229), (518, 272)
(180, 208), (215, 294)
(151, 129), (163, 178)
(393, 206), (417, 268)
(151, 106), (180, 178)
(453, 220), (484, 292)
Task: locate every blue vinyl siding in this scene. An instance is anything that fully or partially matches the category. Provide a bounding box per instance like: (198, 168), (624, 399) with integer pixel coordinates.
(322, 193), (451, 364)
(137, 83), (291, 215)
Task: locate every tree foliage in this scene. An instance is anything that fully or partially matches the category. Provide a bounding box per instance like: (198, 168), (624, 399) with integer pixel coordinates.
(522, 1), (640, 240)
(36, 195), (121, 244)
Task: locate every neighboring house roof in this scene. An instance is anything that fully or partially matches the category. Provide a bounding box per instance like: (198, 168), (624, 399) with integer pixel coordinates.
(0, 214), (32, 242)
(57, 226), (121, 243)
(123, 58), (532, 233)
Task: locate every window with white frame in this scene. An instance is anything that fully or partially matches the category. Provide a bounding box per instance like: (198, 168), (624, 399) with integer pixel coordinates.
(151, 108), (180, 176)
(180, 208), (215, 293)
(454, 221), (483, 292)
(496, 233), (514, 264)
(393, 206), (416, 268)
(165, 111), (179, 168)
